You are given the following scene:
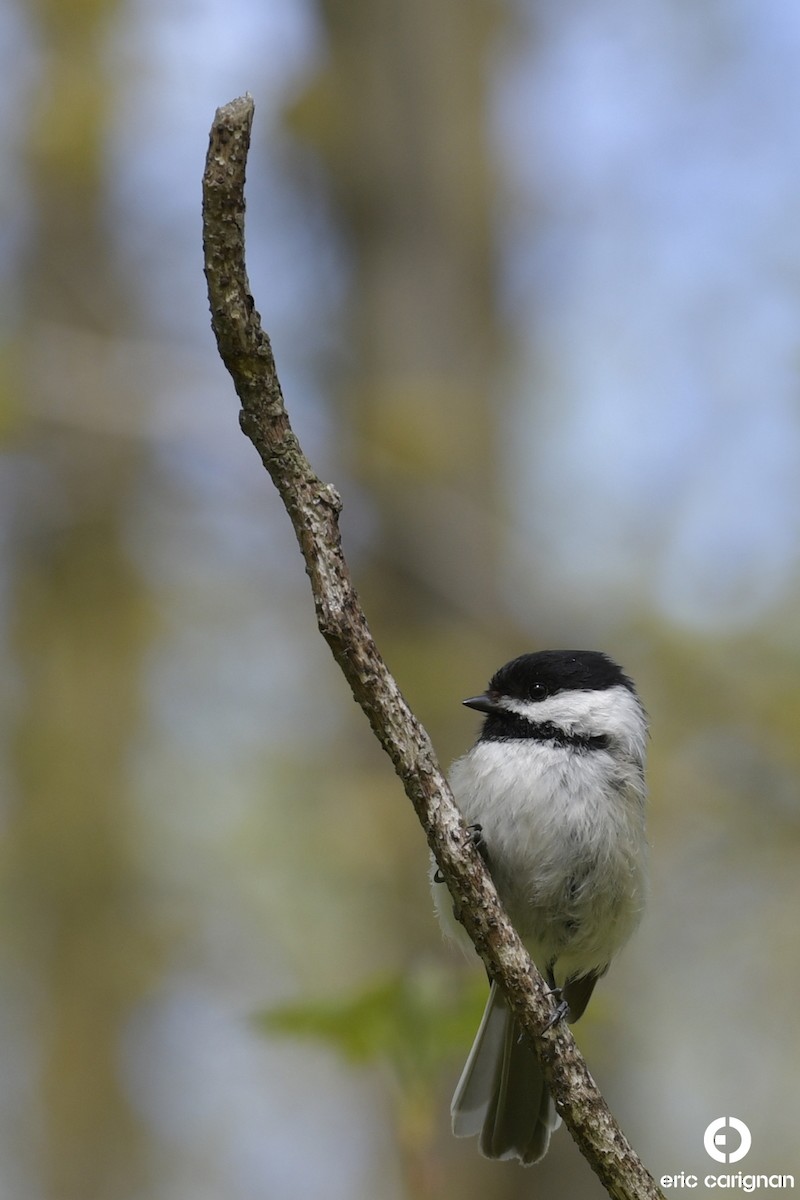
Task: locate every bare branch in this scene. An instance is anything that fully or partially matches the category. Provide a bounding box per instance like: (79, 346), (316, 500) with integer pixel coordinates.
(202, 94), (664, 1200)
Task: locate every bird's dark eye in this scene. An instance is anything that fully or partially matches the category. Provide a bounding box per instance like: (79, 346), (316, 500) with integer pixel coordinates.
(529, 681), (547, 698)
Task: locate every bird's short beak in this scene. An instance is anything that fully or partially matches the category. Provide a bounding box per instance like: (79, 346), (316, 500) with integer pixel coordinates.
(462, 693), (502, 715)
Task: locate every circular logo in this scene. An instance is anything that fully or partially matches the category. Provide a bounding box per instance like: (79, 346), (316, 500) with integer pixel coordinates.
(703, 1117), (752, 1164)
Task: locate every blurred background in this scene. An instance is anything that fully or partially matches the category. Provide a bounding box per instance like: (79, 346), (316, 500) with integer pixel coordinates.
(1, 0), (799, 1197)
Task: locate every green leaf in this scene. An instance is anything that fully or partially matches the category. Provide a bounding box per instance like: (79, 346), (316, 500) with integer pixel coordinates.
(257, 966), (486, 1084)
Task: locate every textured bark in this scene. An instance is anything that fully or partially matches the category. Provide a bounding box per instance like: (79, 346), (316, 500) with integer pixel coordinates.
(202, 94), (665, 1200)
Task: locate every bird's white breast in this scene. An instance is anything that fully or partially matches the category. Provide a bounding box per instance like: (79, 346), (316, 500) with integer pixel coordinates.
(442, 727), (648, 982)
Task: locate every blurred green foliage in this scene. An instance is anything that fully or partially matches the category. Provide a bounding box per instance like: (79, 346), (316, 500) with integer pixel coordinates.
(259, 967), (486, 1083)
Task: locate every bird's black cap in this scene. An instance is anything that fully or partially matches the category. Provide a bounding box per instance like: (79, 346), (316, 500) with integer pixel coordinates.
(480, 650), (636, 705)
(463, 651), (637, 747)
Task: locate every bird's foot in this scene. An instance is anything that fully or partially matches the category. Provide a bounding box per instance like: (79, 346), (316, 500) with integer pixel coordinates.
(433, 823), (489, 885)
(542, 998), (570, 1031)
(465, 823), (490, 867)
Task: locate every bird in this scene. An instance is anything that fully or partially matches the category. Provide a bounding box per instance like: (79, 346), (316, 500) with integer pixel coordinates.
(432, 649), (649, 1165)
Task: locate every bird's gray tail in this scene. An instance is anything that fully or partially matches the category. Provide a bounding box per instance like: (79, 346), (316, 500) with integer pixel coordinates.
(451, 981), (561, 1165)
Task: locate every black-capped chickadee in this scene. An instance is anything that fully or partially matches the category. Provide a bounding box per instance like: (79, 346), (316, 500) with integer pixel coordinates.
(433, 650), (648, 1165)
